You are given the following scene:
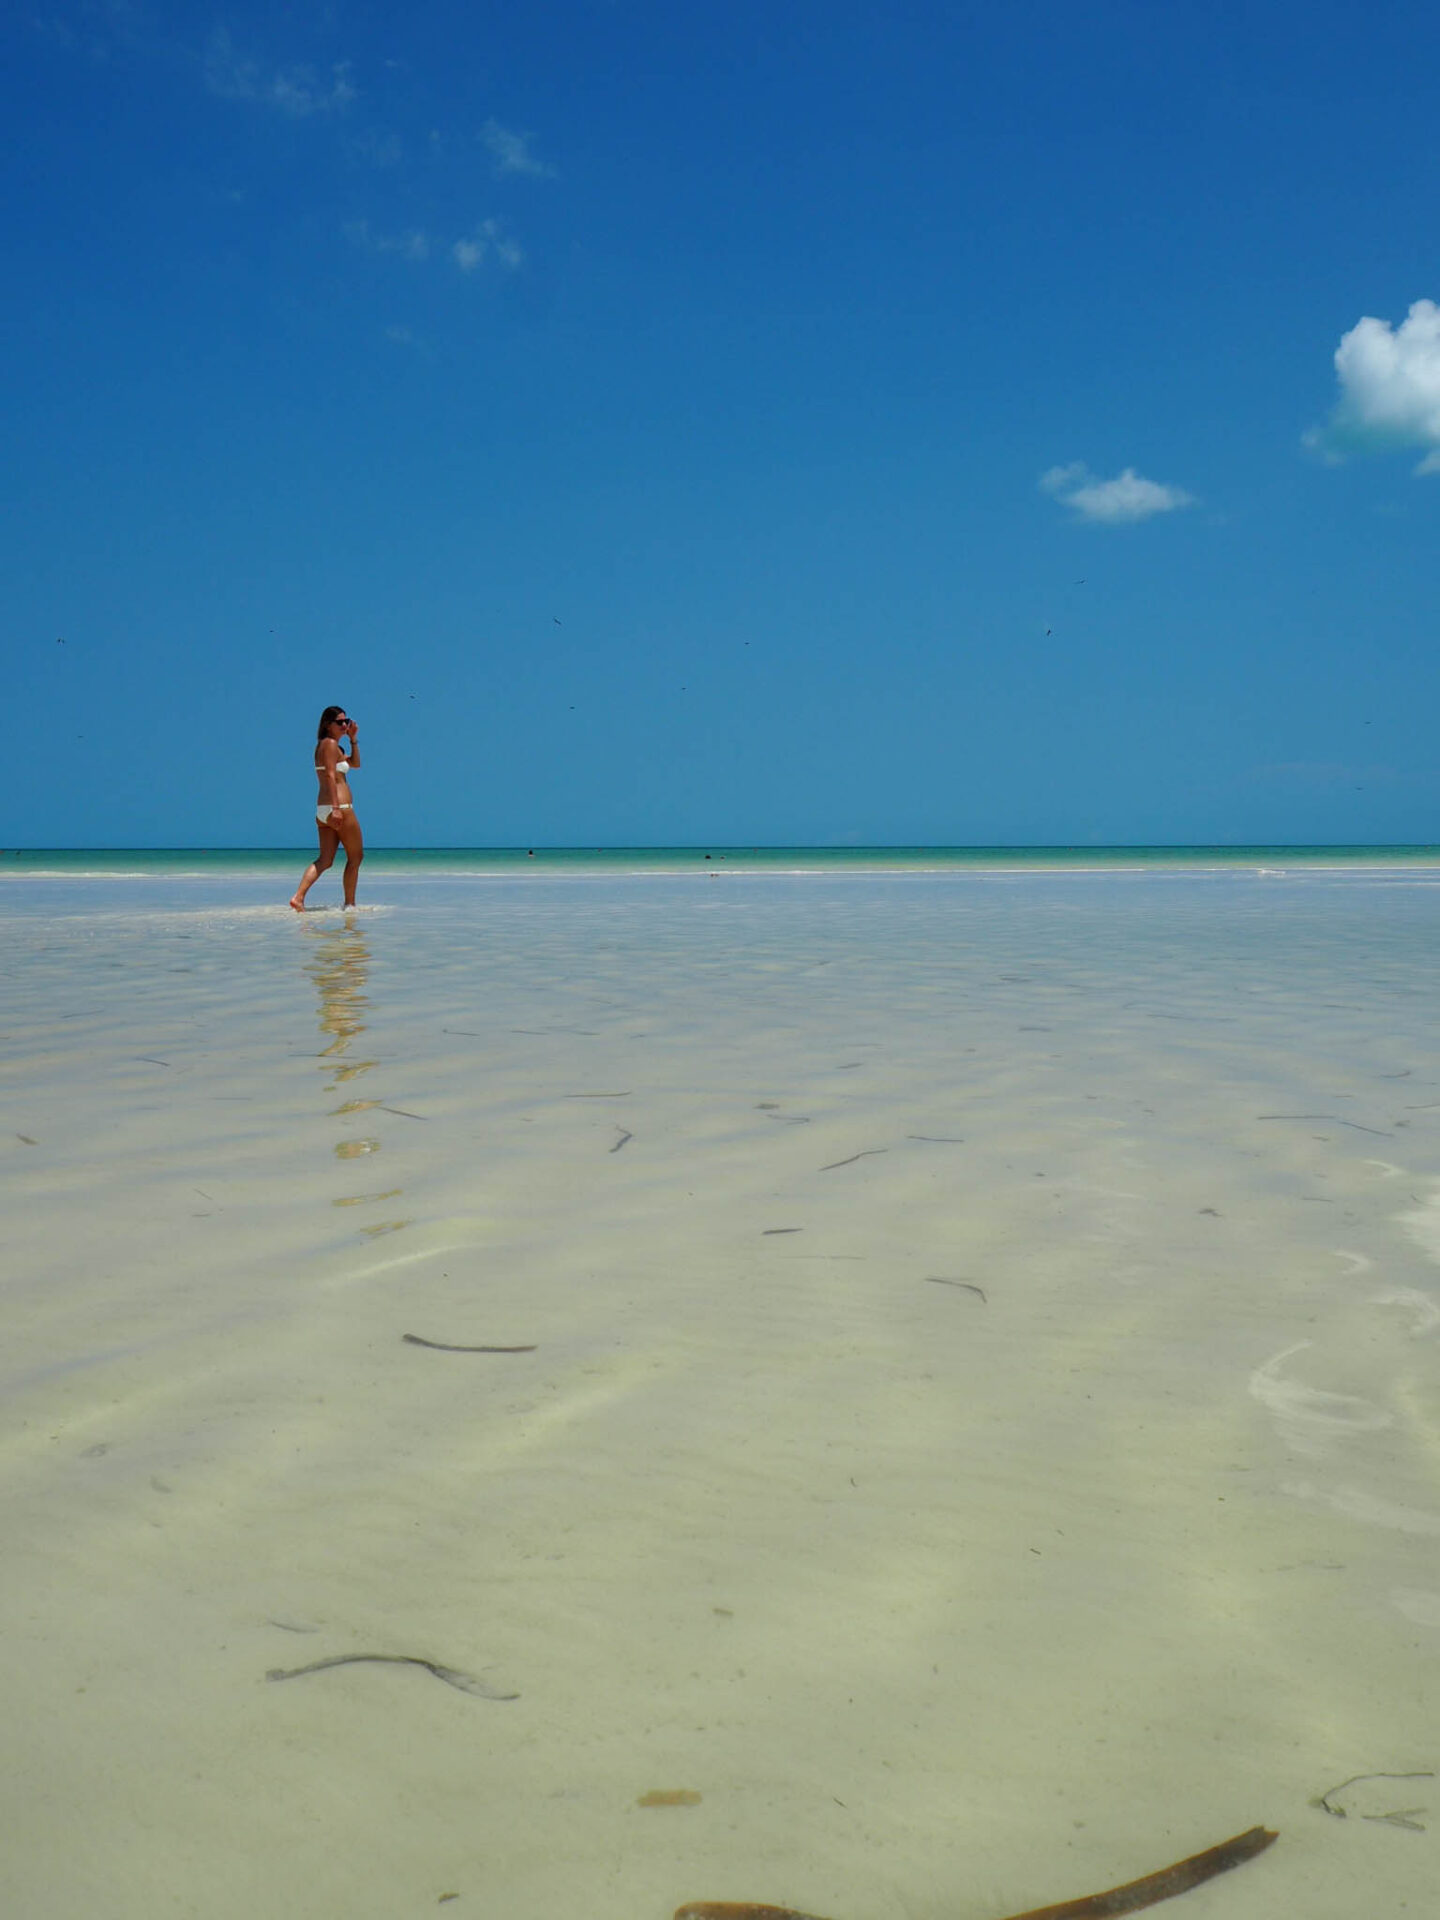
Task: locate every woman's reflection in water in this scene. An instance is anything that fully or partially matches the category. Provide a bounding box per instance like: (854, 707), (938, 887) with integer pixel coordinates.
(304, 919), (379, 1121)
(305, 926), (407, 1229)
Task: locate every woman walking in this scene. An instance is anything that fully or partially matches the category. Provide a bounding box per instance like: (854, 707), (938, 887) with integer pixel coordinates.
(290, 706), (364, 910)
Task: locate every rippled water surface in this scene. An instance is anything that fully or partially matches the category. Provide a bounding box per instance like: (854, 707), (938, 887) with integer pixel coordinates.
(3, 870), (1438, 1918)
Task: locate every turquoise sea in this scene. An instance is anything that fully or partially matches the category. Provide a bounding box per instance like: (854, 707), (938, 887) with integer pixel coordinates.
(4, 841), (1440, 878)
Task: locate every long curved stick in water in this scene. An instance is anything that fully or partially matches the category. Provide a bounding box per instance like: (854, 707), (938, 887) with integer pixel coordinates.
(674, 1824), (1277, 1920)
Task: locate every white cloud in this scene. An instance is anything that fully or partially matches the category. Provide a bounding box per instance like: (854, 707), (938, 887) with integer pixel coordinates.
(205, 27), (355, 116)
(346, 214), (520, 274)
(1309, 300), (1440, 474)
(1040, 462), (1195, 524)
(344, 219), (430, 262)
(451, 219), (523, 273)
(38, 11), (361, 115)
(481, 118), (555, 178)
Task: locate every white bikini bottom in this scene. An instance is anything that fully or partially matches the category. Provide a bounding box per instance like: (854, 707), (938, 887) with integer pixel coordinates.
(317, 805), (353, 825)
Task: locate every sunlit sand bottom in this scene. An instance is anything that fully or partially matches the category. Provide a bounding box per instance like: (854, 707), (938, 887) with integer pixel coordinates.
(2, 870), (1438, 1918)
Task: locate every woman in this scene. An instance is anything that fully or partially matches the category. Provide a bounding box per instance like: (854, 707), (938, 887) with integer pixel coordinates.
(290, 706), (364, 910)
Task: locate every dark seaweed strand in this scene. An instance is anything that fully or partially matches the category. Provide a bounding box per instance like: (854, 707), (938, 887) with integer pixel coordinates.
(402, 1334), (537, 1352)
(674, 1906), (830, 1920)
(1315, 1770), (1434, 1817)
(265, 1653), (518, 1698)
(997, 1826), (1277, 1920)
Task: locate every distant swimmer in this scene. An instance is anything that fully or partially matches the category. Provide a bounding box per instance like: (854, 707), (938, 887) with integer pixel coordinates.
(290, 706), (364, 911)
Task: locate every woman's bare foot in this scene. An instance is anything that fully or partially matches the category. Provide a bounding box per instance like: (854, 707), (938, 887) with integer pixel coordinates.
(289, 893), (306, 911)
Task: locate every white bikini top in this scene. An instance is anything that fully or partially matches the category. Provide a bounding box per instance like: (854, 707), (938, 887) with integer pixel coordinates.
(317, 758), (350, 775)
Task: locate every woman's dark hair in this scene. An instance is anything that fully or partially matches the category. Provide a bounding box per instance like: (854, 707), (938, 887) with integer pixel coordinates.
(317, 705), (347, 741)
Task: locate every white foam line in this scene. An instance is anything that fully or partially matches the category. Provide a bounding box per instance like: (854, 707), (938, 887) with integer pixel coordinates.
(321, 1239), (476, 1289)
(1371, 1288), (1440, 1336)
(1249, 1341), (1392, 1443)
(1331, 1249), (1375, 1275)
(1285, 1480), (1440, 1535)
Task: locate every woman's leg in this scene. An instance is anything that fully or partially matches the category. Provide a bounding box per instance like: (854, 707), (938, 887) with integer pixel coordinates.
(338, 814), (364, 907)
(291, 826), (340, 910)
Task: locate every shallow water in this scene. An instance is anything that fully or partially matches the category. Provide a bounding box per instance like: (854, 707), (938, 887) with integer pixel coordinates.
(2, 869), (1437, 1918)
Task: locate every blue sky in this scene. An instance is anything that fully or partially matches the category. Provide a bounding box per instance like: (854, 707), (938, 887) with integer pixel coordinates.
(5, 0), (1440, 847)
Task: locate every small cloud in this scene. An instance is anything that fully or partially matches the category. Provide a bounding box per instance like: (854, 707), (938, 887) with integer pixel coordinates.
(383, 325), (417, 345)
(451, 218), (523, 273)
(205, 27), (355, 116)
(1040, 462), (1195, 524)
(1309, 299), (1440, 474)
(346, 215), (521, 274)
(1299, 425), (1345, 467)
(345, 218), (430, 261)
(481, 118), (555, 178)
(1039, 461), (1087, 497)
